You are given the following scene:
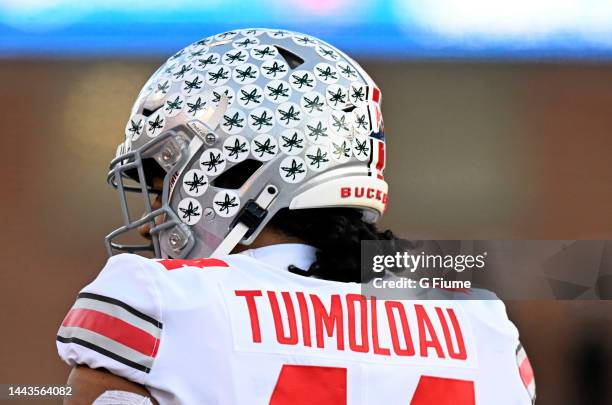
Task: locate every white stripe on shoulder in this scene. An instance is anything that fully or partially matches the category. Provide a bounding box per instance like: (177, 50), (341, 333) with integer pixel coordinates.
(57, 326), (154, 372)
(72, 298), (161, 338)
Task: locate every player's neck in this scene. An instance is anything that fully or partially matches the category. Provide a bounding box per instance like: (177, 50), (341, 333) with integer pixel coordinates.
(231, 227), (305, 254)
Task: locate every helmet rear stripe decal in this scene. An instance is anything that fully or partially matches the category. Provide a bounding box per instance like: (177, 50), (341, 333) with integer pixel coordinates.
(375, 141), (385, 179)
(367, 139), (385, 180)
(372, 86), (381, 104)
(367, 138), (375, 177)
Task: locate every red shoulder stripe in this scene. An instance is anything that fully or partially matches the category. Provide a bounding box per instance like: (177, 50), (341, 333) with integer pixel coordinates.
(62, 308), (160, 357)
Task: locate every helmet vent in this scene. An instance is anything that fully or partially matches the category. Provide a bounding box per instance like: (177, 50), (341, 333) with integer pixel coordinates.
(142, 105), (163, 117)
(342, 105), (357, 113)
(212, 159), (263, 189)
(274, 46), (304, 69)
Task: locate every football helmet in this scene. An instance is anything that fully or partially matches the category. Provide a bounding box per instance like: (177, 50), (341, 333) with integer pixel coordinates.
(106, 28), (388, 258)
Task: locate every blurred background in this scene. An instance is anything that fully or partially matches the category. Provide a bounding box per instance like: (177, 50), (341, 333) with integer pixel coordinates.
(1, 1), (611, 404)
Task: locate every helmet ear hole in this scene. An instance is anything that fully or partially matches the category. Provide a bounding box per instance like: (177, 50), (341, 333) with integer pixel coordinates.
(212, 159), (263, 190)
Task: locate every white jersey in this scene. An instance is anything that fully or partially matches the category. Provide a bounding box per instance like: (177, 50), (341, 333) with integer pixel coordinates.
(57, 244), (535, 405)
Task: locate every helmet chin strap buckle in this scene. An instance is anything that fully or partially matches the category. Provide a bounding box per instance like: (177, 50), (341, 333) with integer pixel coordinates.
(211, 185), (278, 258)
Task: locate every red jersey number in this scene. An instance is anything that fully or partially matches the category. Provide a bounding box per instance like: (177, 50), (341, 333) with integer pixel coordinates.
(270, 364), (475, 405)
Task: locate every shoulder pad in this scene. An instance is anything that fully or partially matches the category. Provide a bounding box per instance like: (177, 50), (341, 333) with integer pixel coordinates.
(56, 254), (162, 384)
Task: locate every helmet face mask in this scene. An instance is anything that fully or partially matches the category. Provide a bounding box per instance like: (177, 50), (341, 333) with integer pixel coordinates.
(107, 28), (388, 259)
(106, 130), (195, 257)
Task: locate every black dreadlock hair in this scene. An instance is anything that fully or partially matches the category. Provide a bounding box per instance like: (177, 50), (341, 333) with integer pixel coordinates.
(268, 207), (400, 283)
(213, 160), (399, 282)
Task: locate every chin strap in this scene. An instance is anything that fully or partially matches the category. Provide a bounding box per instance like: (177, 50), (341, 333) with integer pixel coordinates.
(211, 184), (278, 258)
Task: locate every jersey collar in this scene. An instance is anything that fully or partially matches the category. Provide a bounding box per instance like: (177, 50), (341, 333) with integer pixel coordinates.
(240, 243), (317, 273)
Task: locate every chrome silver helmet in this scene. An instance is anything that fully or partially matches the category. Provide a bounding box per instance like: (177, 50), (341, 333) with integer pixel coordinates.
(106, 28), (388, 258)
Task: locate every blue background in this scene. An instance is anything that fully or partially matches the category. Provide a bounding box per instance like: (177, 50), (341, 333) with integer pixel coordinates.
(1, 0), (612, 59)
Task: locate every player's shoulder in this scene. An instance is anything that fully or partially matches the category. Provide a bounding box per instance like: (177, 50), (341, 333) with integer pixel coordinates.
(56, 253), (239, 384)
(426, 287), (519, 339)
(56, 254), (165, 384)
(73, 253), (164, 312)
(458, 290), (520, 341)
(91, 251), (292, 292)
(87, 253), (157, 285)
(457, 290), (516, 330)
(148, 251), (290, 278)
(97, 253), (235, 282)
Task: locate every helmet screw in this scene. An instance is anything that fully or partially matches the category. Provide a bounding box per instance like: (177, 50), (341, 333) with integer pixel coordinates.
(168, 232), (183, 248)
(203, 207), (215, 221)
(161, 148), (174, 162)
(204, 132), (217, 145)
